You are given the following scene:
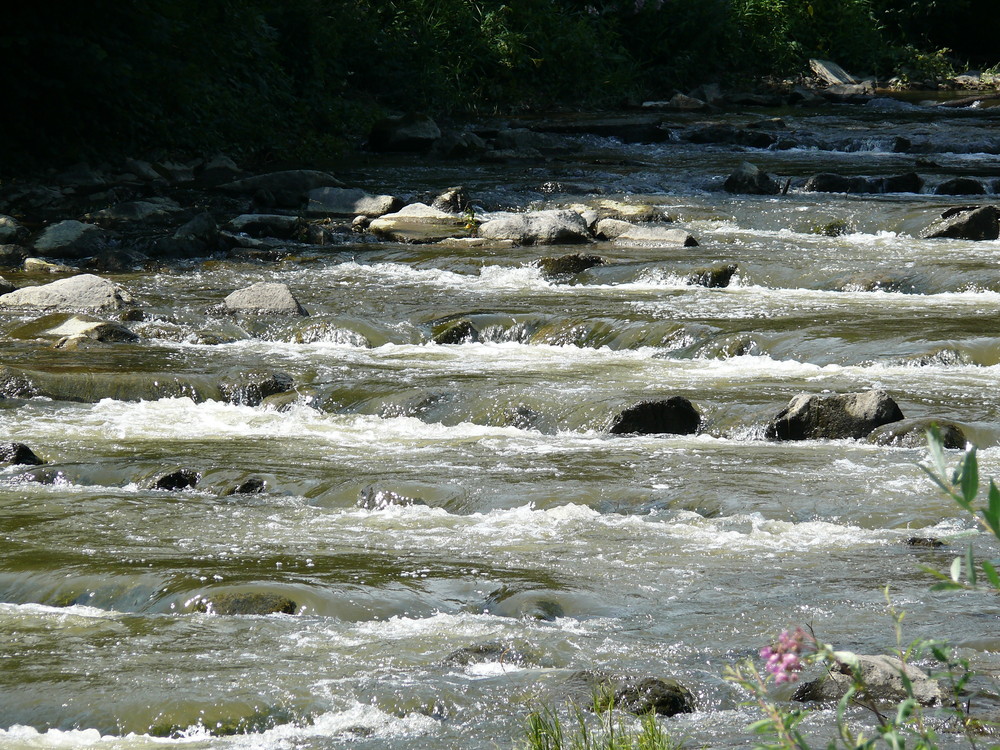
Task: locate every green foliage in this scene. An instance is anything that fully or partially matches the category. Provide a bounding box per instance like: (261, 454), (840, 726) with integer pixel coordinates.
(522, 696), (683, 750)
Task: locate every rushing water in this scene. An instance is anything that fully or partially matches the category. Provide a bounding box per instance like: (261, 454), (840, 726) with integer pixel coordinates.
(2, 100), (1000, 748)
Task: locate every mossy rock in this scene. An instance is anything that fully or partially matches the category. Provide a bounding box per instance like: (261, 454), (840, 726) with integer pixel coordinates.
(867, 418), (966, 449)
(432, 319), (478, 344)
(536, 253), (605, 278)
(195, 592), (298, 615)
(687, 263), (738, 288)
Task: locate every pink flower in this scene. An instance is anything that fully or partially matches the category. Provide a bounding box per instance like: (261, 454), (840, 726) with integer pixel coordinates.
(760, 627), (809, 684)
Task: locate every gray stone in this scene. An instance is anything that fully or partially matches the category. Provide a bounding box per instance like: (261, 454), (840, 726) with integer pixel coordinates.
(868, 418), (967, 449)
(223, 282), (307, 316)
(224, 478), (267, 496)
(431, 186), (471, 215)
(89, 199), (181, 224)
(724, 162), (781, 195)
(368, 114), (441, 152)
(368, 203), (471, 243)
(793, 654), (941, 707)
(33, 220), (107, 258)
(766, 390), (904, 441)
(173, 212), (219, 242)
(0, 245), (27, 267)
(921, 206), (999, 241)
(0, 276), (13, 295)
(479, 210), (591, 245)
(20, 314), (140, 344)
(810, 59), (858, 85)
(0, 215), (26, 243)
(595, 218), (698, 246)
(0, 274), (134, 311)
(609, 398), (701, 435)
(306, 187), (402, 218)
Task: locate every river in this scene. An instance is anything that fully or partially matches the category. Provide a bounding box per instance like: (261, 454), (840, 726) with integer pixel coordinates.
(1, 97), (999, 748)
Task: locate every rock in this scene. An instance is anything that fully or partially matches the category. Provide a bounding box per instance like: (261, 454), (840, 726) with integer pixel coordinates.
(585, 200), (665, 224)
(534, 115), (672, 144)
(357, 486), (427, 510)
(223, 282), (307, 316)
(723, 162), (781, 195)
(0, 442), (44, 466)
(0, 274), (134, 311)
(804, 173), (875, 193)
(0, 245), (27, 267)
(22, 314), (139, 343)
(219, 371), (295, 406)
(174, 212), (219, 242)
(765, 390), (904, 441)
(217, 170), (343, 207)
(594, 218), (698, 246)
(430, 129), (489, 158)
(443, 641), (533, 667)
(224, 478), (267, 496)
(493, 128), (575, 154)
(536, 254), (606, 278)
(907, 537), (944, 548)
(614, 677), (696, 717)
(868, 419), (967, 449)
(437, 237), (515, 250)
(880, 173), (923, 193)
(689, 82), (725, 106)
(609, 397), (701, 435)
(431, 186), (472, 214)
(667, 93), (707, 110)
(306, 187), (402, 218)
(0, 276), (13, 295)
(199, 153), (245, 184)
(793, 654), (940, 707)
(789, 85), (828, 106)
(921, 206), (999, 241)
(432, 319), (478, 345)
(368, 203), (471, 243)
(195, 592), (297, 616)
(686, 125), (777, 149)
(152, 469), (200, 491)
(152, 160), (195, 184)
(810, 59), (858, 85)
(33, 220), (107, 258)
(89, 199), (181, 224)
(825, 81), (875, 97)
(122, 158), (164, 182)
(22, 258), (76, 274)
(0, 215), (26, 243)
(934, 178), (986, 195)
(687, 263), (738, 288)
(479, 210), (591, 246)
(368, 113), (441, 152)
(226, 214), (305, 239)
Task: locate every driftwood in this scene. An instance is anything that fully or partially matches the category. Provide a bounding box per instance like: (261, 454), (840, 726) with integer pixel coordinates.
(935, 93), (1000, 108)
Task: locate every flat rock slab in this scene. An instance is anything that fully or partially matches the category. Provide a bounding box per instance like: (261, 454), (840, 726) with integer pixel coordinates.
(0, 274), (134, 311)
(33, 220), (107, 258)
(306, 187), (402, 218)
(595, 218), (698, 246)
(10, 313), (138, 343)
(478, 210), (591, 245)
(368, 203), (471, 243)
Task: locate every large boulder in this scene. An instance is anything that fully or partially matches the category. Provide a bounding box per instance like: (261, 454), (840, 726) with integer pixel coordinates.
(0, 215), (26, 243)
(33, 220), (108, 258)
(920, 206), (999, 241)
(223, 282), (307, 316)
(867, 418), (967, 449)
(793, 654), (941, 707)
(804, 173), (875, 193)
(368, 114), (441, 152)
(765, 390), (904, 441)
(368, 203), (471, 243)
(723, 162), (781, 195)
(934, 177), (986, 196)
(479, 210), (591, 245)
(0, 245), (27, 267)
(306, 187), (402, 218)
(609, 397), (701, 435)
(595, 218), (698, 246)
(0, 274), (134, 311)
(0, 442), (44, 466)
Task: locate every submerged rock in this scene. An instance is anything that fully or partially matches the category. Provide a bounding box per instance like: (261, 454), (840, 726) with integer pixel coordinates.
(226, 214), (305, 239)
(443, 641), (534, 667)
(0, 442), (44, 466)
(536, 253), (605, 278)
(687, 263), (738, 288)
(920, 205), (999, 241)
(724, 162), (781, 195)
(151, 469), (200, 491)
(609, 398), (701, 435)
(793, 654), (940, 706)
(224, 478), (267, 496)
(935, 177), (986, 196)
(479, 210), (591, 245)
(565, 671), (695, 717)
(867, 418), (967, 449)
(0, 274), (134, 311)
(357, 486), (427, 510)
(195, 592), (298, 615)
(223, 282), (307, 316)
(766, 390), (904, 440)
(432, 319), (479, 345)
(218, 170), (342, 207)
(17, 314), (139, 343)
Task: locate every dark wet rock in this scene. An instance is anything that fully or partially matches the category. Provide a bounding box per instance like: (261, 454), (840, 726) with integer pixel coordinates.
(687, 263), (738, 288)
(22, 314), (139, 344)
(0, 245), (27, 267)
(687, 125), (776, 149)
(56, 162), (109, 191)
(152, 160), (195, 184)
(306, 187), (402, 218)
(0, 276), (13, 295)
(805, 173), (923, 194)
(7, 466), (65, 485)
(789, 85), (828, 106)
(907, 537), (944, 548)
(813, 219), (851, 237)
(881, 172), (923, 193)
(766, 390), (904, 441)
(609, 397), (701, 436)
(199, 153), (245, 185)
(224, 478), (267, 496)
(195, 592), (298, 616)
(174, 212), (219, 242)
(430, 129), (489, 158)
(368, 203), (471, 243)
(218, 170), (342, 207)
(615, 677), (696, 717)
(219, 371), (294, 406)
(433, 319), (479, 345)
(122, 157), (164, 182)
(0, 215), (26, 243)
(835, 273), (915, 293)
(723, 162), (781, 195)
(490, 405), (544, 430)
(0, 442), (44, 466)
(536, 253), (605, 278)
(88, 199), (181, 224)
(479, 210), (590, 246)
(223, 282), (307, 316)
(535, 115), (672, 144)
(920, 205), (999, 241)
(934, 178), (986, 195)
(0, 274), (134, 311)
(33, 220), (108, 258)
(793, 654), (940, 706)
(867, 418), (967, 449)
(483, 585), (565, 620)
(369, 113), (442, 152)
(902, 347), (973, 367)
(431, 186), (472, 215)
(152, 469), (200, 491)
(357, 486), (427, 510)
(443, 641), (533, 667)
(595, 218), (698, 246)
(493, 128), (576, 154)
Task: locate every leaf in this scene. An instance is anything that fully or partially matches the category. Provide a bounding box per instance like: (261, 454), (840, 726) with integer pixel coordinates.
(984, 481), (1000, 536)
(925, 426), (949, 477)
(961, 445), (979, 504)
(931, 581), (966, 592)
(983, 560), (1000, 590)
(966, 543), (977, 587)
(950, 555), (962, 582)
